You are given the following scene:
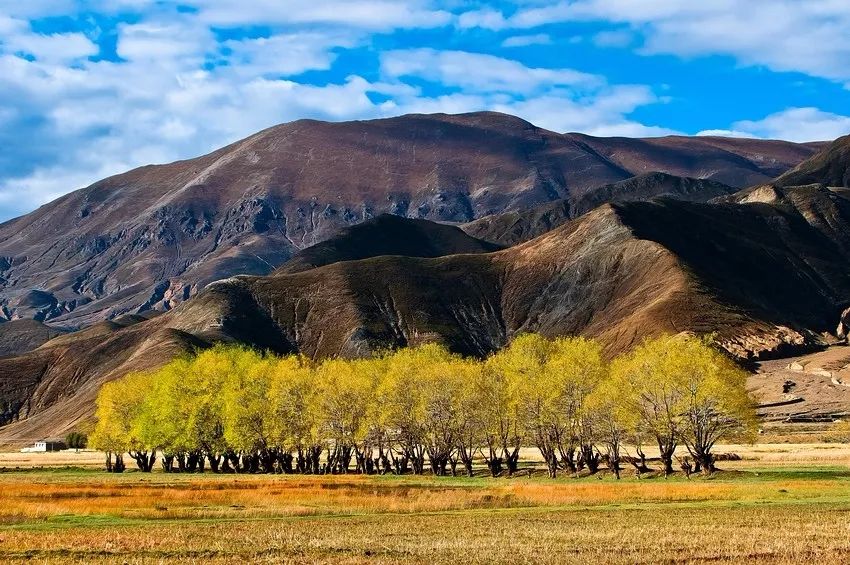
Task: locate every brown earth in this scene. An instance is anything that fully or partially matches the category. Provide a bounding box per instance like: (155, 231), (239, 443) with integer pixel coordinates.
(0, 112), (823, 327)
(750, 345), (850, 422)
(0, 320), (68, 358)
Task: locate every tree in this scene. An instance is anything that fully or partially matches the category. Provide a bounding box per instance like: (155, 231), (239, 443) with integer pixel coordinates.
(547, 337), (608, 475)
(379, 345), (457, 475)
(611, 334), (756, 476)
(418, 355), (470, 476)
(65, 431), (88, 450)
(90, 372), (152, 472)
(674, 336), (756, 474)
(501, 334), (561, 477)
(586, 376), (628, 479)
(268, 354), (321, 474)
(221, 347), (278, 473)
(455, 362), (487, 477)
(159, 350), (231, 472)
(314, 358), (375, 474)
(481, 336), (535, 477)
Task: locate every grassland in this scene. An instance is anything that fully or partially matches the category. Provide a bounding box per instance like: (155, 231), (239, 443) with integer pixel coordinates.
(1, 445), (849, 563)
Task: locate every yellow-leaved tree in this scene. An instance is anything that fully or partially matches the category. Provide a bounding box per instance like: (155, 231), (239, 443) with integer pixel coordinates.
(610, 334), (755, 476)
(314, 357), (375, 474)
(90, 371), (152, 472)
(547, 336), (608, 474)
(268, 354), (321, 474)
(220, 346), (277, 473)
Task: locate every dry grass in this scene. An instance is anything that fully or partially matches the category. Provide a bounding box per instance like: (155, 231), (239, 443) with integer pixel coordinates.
(0, 445), (849, 563)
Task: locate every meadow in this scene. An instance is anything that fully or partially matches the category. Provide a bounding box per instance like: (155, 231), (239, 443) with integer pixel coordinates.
(1, 443), (850, 563)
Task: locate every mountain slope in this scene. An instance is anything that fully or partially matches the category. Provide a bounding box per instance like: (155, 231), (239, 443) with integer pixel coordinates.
(2, 183), (849, 443)
(277, 214), (501, 275)
(0, 112), (823, 327)
(775, 134), (850, 188)
(0, 320), (69, 358)
(463, 172), (736, 245)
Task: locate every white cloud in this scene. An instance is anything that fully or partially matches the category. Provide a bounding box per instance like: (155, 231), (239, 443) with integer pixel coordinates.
(459, 0), (850, 84)
(0, 16), (97, 63)
(381, 49), (602, 93)
(726, 107), (850, 142)
(376, 50), (672, 136)
(592, 29), (633, 48)
(457, 8), (507, 30)
(695, 129), (758, 139)
(117, 20), (214, 64)
(222, 32), (355, 77)
(501, 34), (552, 48)
(188, 0), (452, 29)
(491, 86), (679, 137)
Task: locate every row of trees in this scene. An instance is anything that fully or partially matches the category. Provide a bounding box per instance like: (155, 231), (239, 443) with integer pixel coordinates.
(90, 334), (756, 478)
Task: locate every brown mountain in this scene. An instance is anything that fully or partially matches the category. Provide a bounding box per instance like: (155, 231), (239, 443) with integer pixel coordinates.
(277, 213), (501, 275)
(463, 172), (736, 245)
(2, 182), (849, 443)
(775, 134), (850, 188)
(0, 112), (823, 328)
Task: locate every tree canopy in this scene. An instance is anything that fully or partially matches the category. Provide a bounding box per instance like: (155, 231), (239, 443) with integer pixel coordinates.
(91, 334), (756, 477)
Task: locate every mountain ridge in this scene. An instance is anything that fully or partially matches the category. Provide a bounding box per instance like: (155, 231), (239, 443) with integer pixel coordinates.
(0, 112), (824, 327)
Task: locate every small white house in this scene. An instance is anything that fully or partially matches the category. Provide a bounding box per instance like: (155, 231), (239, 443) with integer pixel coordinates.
(21, 440), (65, 453)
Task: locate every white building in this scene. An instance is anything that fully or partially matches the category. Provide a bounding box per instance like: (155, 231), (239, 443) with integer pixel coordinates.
(21, 440), (65, 453)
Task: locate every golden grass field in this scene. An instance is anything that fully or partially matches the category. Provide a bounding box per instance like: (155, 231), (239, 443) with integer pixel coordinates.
(1, 444), (850, 563)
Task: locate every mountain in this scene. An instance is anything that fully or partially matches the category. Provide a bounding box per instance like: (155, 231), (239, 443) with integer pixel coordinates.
(277, 214), (501, 275)
(0, 112), (823, 328)
(463, 172), (736, 245)
(2, 183), (849, 443)
(774, 134), (850, 188)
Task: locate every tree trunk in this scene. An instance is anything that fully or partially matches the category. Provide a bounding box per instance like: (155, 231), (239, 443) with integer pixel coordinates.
(660, 450), (675, 477)
(113, 453), (125, 473)
(695, 451), (714, 475)
(580, 444), (600, 474)
(207, 454), (221, 473)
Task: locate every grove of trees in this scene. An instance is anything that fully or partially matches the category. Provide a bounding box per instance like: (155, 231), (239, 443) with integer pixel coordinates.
(90, 334), (756, 478)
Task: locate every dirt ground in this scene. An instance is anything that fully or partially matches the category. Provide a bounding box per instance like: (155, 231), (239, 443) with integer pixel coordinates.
(749, 345), (850, 423)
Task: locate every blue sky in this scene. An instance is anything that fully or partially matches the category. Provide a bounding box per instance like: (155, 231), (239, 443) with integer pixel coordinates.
(1, 1), (850, 222)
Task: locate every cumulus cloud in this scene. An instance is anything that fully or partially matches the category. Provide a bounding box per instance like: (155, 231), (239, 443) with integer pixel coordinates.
(592, 29), (633, 48)
(719, 107), (850, 143)
(0, 16), (97, 63)
(221, 32), (357, 77)
(459, 0), (850, 84)
(457, 8), (507, 30)
(378, 51), (673, 136)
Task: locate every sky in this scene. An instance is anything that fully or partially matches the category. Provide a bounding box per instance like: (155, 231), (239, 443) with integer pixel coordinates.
(1, 1), (850, 222)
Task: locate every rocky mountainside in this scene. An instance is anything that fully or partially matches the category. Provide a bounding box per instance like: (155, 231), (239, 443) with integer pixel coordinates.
(277, 213), (501, 275)
(2, 182), (849, 443)
(0, 112), (822, 328)
(775, 134), (850, 188)
(462, 172), (736, 245)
